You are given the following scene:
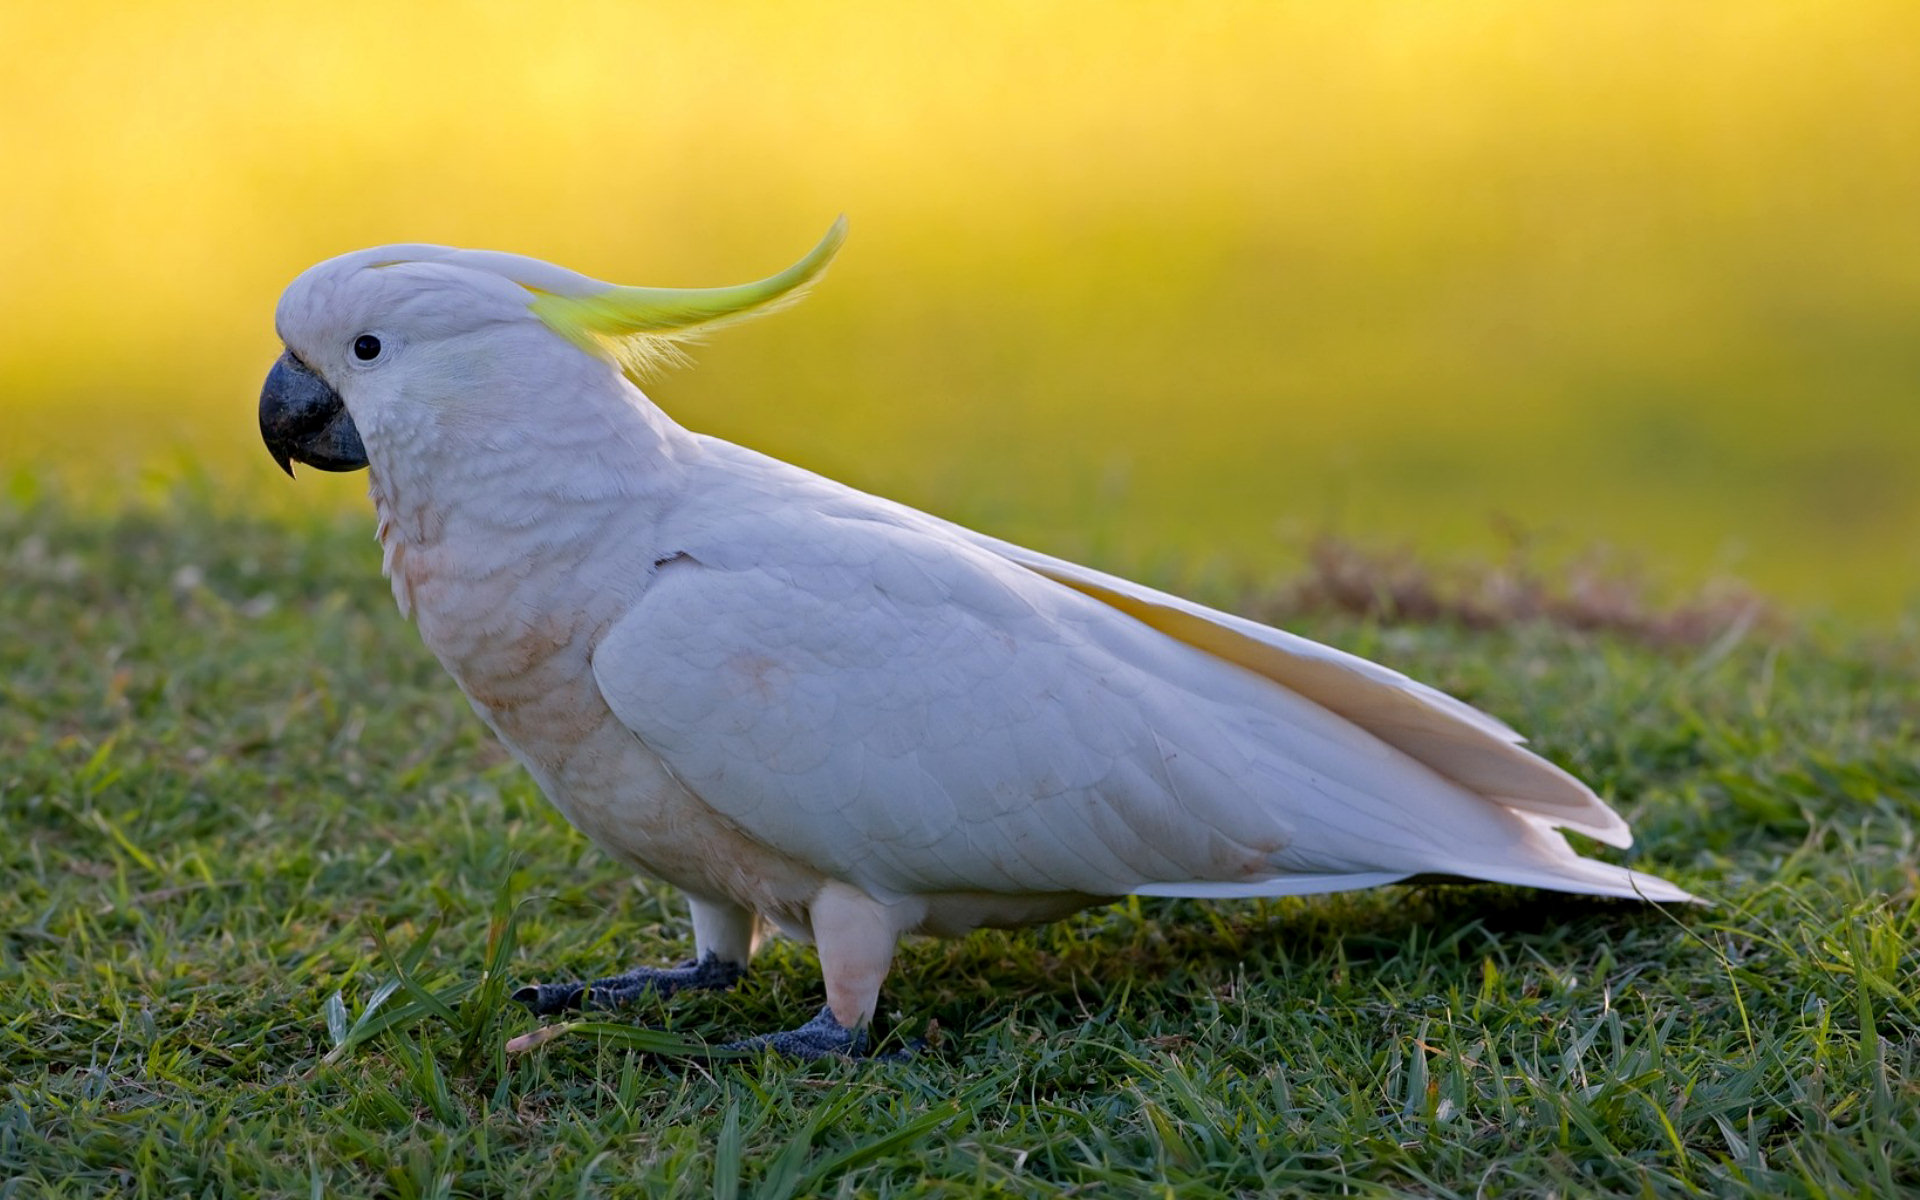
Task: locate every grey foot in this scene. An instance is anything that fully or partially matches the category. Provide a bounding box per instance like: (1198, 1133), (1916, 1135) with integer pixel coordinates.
(512, 952), (743, 1016)
(719, 1004), (867, 1060)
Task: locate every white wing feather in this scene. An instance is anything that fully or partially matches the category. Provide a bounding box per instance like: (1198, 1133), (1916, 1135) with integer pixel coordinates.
(970, 540), (1635, 847)
(697, 442), (1633, 847)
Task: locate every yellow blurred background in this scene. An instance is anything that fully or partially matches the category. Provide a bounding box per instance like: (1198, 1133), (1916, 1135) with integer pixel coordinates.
(3, 1), (1916, 616)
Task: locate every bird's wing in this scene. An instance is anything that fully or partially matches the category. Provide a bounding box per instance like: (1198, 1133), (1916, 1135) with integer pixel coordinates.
(592, 504), (1319, 900)
(693, 442), (1634, 849)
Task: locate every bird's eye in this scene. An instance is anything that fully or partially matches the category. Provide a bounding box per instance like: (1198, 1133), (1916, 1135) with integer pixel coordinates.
(352, 334), (382, 361)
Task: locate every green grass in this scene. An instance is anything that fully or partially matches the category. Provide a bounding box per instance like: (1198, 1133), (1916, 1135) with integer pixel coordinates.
(2, 494), (1916, 1198)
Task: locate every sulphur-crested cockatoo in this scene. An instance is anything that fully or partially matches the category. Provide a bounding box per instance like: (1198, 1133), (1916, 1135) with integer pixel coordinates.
(260, 219), (1692, 1056)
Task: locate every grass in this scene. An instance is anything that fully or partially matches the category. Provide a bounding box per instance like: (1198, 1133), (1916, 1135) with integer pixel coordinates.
(2, 493), (1916, 1198)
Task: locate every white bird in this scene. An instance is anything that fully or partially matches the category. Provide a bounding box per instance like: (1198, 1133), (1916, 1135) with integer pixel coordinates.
(259, 218), (1692, 1056)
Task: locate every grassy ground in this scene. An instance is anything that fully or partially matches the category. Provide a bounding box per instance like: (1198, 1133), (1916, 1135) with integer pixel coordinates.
(2, 496), (1916, 1198)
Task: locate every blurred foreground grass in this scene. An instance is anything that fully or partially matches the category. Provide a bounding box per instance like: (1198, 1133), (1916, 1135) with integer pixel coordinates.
(2, 498), (1916, 1195)
(2, 1), (1918, 616)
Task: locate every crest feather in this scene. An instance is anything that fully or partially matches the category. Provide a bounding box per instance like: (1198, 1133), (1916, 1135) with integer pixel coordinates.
(528, 217), (847, 382)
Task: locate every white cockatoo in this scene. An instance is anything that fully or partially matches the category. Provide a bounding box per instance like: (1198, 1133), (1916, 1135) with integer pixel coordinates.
(260, 219), (1692, 1056)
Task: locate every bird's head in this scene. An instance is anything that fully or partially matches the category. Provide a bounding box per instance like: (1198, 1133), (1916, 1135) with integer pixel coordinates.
(259, 218), (847, 477)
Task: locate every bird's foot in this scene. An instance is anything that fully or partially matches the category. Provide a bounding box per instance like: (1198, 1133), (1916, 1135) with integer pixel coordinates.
(715, 1005), (924, 1061)
(717, 1004), (866, 1060)
(511, 953), (743, 1016)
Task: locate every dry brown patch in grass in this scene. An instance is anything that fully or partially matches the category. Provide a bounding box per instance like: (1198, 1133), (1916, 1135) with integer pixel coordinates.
(1256, 536), (1772, 647)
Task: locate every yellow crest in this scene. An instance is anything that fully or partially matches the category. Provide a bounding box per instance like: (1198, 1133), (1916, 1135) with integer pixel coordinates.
(528, 217), (848, 382)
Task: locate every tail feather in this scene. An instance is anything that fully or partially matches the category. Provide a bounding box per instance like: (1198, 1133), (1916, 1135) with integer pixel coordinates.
(1444, 854), (1699, 903)
(1131, 857), (1696, 904)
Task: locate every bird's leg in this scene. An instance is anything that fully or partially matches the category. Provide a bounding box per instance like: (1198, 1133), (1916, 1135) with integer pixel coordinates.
(719, 881), (902, 1059)
(512, 895), (763, 1016)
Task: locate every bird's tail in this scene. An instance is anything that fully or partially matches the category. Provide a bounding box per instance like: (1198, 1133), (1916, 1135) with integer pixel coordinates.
(1133, 820), (1698, 904)
(1439, 848), (1698, 903)
(1133, 862), (1695, 903)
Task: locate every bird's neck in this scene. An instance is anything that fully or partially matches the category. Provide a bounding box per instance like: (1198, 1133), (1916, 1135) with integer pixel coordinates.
(364, 380), (694, 624)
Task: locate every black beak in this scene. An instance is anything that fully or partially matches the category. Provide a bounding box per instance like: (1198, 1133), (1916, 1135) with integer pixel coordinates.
(259, 352), (368, 477)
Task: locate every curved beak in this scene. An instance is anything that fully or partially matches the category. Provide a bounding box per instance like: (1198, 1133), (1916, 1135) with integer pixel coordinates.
(259, 352), (367, 477)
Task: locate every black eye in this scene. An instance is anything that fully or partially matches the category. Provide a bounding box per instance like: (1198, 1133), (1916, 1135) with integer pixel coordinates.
(353, 334), (382, 361)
